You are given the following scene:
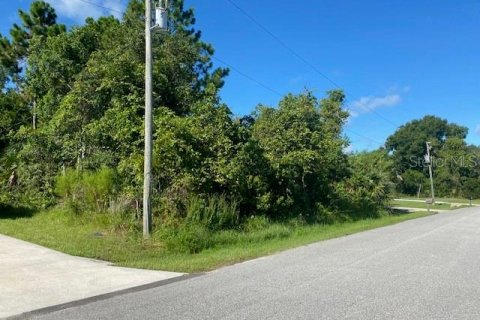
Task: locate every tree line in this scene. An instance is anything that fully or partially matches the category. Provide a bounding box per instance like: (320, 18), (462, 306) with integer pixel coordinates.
(0, 1), (478, 231)
(386, 116), (480, 198)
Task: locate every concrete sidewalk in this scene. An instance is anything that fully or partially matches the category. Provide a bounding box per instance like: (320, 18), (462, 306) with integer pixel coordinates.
(0, 234), (183, 318)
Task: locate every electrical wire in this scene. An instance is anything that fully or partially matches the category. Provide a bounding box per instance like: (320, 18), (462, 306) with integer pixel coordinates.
(345, 128), (384, 147)
(75, 0), (125, 15)
(215, 58), (383, 147)
(213, 56), (284, 97)
(225, 0), (399, 128)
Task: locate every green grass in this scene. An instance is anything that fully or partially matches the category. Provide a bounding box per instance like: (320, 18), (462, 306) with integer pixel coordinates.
(390, 200), (462, 210)
(0, 207), (432, 273)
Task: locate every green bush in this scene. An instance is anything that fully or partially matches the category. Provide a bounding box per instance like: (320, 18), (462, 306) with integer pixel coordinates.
(82, 168), (117, 212)
(94, 208), (138, 232)
(55, 167), (118, 214)
(315, 203), (340, 224)
(185, 194), (239, 230)
(334, 150), (393, 219)
(243, 215), (270, 232)
(461, 178), (480, 199)
(399, 169), (428, 196)
(251, 91), (350, 219)
(157, 224), (213, 254)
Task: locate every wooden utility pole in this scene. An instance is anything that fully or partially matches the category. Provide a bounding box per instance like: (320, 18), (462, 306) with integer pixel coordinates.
(143, 0), (153, 238)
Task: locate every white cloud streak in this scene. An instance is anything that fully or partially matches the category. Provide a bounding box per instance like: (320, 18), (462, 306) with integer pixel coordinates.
(475, 125), (480, 136)
(46, 0), (125, 23)
(350, 94), (401, 117)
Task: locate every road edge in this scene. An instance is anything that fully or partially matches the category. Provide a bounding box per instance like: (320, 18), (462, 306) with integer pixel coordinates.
(4, 273), (203, 320)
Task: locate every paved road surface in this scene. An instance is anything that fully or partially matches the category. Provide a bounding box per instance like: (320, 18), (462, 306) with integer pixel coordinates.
(21, 207), (480, 319)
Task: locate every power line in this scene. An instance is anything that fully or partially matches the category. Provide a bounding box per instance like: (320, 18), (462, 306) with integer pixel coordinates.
(213, 56), (284, 97)
(345, 128), (384, 147)
(226, 0), (343, 92)
(213, 57), (384, 147)
(225, 0), (399, 128)
(75, 0), (124, 14)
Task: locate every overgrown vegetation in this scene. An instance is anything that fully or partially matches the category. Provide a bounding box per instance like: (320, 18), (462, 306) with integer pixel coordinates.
(0, 1), (476, 267)
(0, 207), (431, 272)
(386, 116), (480, 198)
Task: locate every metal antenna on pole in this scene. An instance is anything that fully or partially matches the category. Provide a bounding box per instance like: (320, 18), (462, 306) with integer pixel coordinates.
(143, 0), (153, 238)
(426, 141), (435, 205)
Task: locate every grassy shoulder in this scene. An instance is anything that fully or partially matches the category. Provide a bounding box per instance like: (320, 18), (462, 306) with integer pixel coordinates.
(390, 200), (462, 210)
(394, 195), (480, 205)
(0, 207), (431, 273)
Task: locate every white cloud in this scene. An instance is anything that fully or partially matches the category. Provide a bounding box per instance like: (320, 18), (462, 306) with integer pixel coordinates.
(343, 145), (353, 154)
(349, 94), (401, 117)
(46, 0), (125, 23)
(387, 84), (411, 94)
(475, 125), (480, 136)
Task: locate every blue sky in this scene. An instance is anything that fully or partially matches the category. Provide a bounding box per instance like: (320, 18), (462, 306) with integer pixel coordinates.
(2, 0), (479, 150)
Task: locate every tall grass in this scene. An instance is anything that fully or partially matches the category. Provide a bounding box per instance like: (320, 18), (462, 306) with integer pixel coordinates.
(185, 194), (239, 230)
(0, 206), (432, 272)
(55, 167), (118, 214)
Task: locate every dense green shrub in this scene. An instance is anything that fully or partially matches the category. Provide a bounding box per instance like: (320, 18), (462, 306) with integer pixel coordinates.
(243, 215), (270, 232)
(334, 150), (393, 219)
(314, 203), (341, 224)
(55, 167), (118, 214)
(461, 178), (480, 199)
(251, 90), (349, 218)
(157, 224), (213, 254)
(185, 194), (239, 230)
(398, 169), (428, 196)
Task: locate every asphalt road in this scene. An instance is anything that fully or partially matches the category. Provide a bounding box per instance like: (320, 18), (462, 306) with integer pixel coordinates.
(26, 207), (480, 320)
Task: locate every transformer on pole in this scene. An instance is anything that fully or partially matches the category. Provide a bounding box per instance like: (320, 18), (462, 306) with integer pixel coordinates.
(154, 0), (168, 30)
(154, 1), (168, 31)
